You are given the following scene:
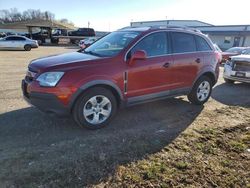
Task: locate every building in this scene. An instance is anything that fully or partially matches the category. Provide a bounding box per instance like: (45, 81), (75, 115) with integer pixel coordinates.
(195, 25), (250, 50)
(131, 20), (250, 50)
(0, 19), (76, 43)
(0, 20), (109, 44)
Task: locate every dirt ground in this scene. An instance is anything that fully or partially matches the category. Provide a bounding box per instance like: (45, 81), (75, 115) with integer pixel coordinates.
(0, 47), (249, 187)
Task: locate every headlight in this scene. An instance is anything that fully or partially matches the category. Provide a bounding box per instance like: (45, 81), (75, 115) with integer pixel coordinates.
(36, 72), (64, 87)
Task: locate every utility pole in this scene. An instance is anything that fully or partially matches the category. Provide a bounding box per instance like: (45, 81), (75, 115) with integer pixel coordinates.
(88, 21), (90, 28)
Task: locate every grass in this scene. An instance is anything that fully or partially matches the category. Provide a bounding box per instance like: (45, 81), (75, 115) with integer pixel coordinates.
(95, 120), (250, 188)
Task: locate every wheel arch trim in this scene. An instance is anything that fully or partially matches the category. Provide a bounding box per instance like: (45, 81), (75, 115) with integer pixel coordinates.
(193, 69), (217, 87)
(69, 80), (124, 110)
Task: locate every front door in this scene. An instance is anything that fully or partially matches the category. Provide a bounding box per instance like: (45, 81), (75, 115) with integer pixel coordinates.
(126, 32), (175, 98)
(0, 38), (11, 49)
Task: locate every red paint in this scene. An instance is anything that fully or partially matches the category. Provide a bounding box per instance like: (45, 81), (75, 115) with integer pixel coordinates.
(24, 28), (220, 108)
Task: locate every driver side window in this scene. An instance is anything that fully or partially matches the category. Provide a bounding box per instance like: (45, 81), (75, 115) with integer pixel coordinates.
(130, 32), (168, 58)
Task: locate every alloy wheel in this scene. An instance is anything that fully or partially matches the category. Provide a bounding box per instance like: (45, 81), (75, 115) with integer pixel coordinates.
(83, 95), (112, 125)
(197, 81), (211, 102)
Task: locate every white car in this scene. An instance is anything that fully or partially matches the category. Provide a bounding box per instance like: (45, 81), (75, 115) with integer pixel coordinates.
(0, 35), (38, 51)
(78, 37), (97, 49)
(224, 54), (250, 83)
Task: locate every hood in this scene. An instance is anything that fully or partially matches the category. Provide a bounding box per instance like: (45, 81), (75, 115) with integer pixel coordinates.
(231, 54), (250, 62)
(29, 52), (100, 71)
(222, 51), (238, 56)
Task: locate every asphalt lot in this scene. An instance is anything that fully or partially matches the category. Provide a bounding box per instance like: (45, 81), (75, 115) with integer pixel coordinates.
(0, 47), (249, 187)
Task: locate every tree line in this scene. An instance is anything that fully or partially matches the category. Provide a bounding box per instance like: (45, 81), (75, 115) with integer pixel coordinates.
(0, 8), (74, 26)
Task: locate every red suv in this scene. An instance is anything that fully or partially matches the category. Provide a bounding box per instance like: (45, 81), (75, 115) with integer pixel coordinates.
(22, 26), (220, 129)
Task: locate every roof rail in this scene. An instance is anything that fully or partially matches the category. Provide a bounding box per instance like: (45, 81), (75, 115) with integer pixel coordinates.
(118, 26), (151, 31)
(118, 25), (202, 33)
(150, 25), (202, 33)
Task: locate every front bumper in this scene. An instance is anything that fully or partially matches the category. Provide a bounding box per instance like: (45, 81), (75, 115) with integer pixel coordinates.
(223, 64), (250, 83)
(21, 80), (70, 116)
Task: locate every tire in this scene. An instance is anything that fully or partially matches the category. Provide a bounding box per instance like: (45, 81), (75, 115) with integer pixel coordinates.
(24, 45), (31, 51)
(188, 76), (212, 105)
(224, 78), (235, 84)
(37, 40), (42, 45)
(73, 87), (117, 129)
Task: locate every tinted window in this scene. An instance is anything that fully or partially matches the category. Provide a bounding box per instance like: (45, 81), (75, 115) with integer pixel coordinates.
(6, 36), (25, 41)
(131, 32), (168, 57)
(16, 37), (26, 41)
(195, 36), (212, 51)
(226, 47), (245, 53)
(242, 48), (250, 55)
(171, 32), (196, 53)
(5, 37), (13, 41)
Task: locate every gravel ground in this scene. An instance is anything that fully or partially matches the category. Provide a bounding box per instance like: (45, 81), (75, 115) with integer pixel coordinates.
(0, 46), (249, 187)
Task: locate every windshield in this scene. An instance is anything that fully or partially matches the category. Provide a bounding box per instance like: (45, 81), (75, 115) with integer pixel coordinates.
(225, 47), (245, 53)
(242, 48), (250, 55)
(83, 31), (140, 57)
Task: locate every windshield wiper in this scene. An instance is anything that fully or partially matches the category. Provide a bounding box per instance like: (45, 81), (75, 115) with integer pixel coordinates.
(83, 50), (103, 57)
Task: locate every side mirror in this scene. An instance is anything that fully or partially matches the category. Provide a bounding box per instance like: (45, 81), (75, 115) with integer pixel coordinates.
(128, 50), (147, 66)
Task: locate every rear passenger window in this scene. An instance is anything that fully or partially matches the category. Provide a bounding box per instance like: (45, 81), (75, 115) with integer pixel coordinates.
(171, 32), (196, 53)
(6, 37), (25, 41)
(15, 37), (25, 41)
(5, 37), (15, 41)
(131, 32), (168, 57)
(195, 36), (212, 51)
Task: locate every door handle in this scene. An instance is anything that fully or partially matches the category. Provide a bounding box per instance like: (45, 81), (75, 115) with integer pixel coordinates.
(195, 58), (201, 63)
(163, 62), (170, 68)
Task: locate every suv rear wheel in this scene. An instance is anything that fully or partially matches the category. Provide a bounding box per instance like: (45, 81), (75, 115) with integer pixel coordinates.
(73, 87), (117, 129)
(188, 76), (212, 105)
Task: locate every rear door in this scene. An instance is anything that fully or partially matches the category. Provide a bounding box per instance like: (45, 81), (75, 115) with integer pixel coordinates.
(13, 36), (26, 48)
(4, 36), (20, 49)
(195, 35), (215, 72)
(170, 32), (203, 88)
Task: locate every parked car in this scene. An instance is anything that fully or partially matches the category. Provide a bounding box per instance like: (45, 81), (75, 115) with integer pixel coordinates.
(242, 48), (250, 55)
(224, 54), (250, 84)
(68, 28), (95, 37)
(25, 30), (49, 45)
(0, 35), (38, 51)
(68, 28), (96, 44)
(79, 37), (97, 49)
(221, 47), (249, 63)
(22, 26), (220, 129)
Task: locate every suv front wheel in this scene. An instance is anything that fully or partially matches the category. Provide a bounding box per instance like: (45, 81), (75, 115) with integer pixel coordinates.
(73, 87), (117, 129)
(188, 76), (212, 105)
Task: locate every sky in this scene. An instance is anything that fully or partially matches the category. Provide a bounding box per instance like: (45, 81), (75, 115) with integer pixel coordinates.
(1, 0), (250, 31)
